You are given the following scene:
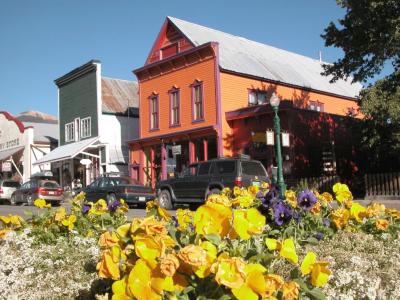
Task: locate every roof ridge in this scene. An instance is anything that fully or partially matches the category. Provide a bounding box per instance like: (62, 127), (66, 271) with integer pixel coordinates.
(102, 76), (137, 83)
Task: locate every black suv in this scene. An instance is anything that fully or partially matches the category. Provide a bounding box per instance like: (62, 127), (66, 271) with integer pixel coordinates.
(156, 156), (269, 209)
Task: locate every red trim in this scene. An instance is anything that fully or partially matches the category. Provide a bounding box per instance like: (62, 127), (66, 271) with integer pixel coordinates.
(0, 111), (27, 133)
(212, 43), (223, 158)
(145, 19), (169, 65)
(191, 80), (205, 123)
(168, 86), (181, 127)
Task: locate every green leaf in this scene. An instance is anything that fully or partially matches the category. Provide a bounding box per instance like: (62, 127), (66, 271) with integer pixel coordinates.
(307, 288), (327, 300)
(294, 278), (309, 292)
(305, 237), (319, 245)
(204, 234), (221, 245)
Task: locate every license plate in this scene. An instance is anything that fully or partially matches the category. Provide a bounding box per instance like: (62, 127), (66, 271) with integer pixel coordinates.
(138, 196), (145, 202)
(252, 181), (261, 187)
(48, 191), (55, 195)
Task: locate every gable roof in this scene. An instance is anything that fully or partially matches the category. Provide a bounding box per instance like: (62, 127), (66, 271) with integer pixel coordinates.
(167, 16), (362, 99)
(101, 77), (139, 114)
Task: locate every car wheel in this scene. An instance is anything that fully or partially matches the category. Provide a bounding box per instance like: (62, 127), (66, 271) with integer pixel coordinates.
(27, 195), (34, 206)
(206, 188), (221, 200)
(10, 195), (16, 206)
(159, 189), (173, 210)
(106, 193), (117, 205)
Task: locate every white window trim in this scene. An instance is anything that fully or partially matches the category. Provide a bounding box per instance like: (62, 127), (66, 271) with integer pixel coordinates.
(65, 122), (75, 142)
(74, 117), (80, 142)
(81, 117), (91, 138)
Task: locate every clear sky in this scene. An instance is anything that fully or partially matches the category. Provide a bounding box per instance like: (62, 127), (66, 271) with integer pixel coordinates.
(0, 0), (361, 117)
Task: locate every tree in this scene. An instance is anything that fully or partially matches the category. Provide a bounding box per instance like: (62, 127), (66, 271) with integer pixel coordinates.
(321, 0), (400, 89)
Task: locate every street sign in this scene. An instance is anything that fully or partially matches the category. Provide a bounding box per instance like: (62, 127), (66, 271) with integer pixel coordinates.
(266, 131), (274, 145)
(282, 133), (290, 147)
(80, 158), (92, 166)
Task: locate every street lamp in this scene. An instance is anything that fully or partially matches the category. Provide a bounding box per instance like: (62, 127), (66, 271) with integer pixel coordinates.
(270, 92), (286, 198)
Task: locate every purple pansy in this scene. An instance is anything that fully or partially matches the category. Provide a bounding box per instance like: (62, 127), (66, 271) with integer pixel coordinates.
(323, 218), (331, 227)
(273, 202), (293, 226)
(82, 204), (91, 214)
(315, 232), (324, 241)
(108, 199), (121, 212)
(297, 189), (317, 210)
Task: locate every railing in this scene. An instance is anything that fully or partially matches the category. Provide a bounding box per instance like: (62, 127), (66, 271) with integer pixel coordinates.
(365, 172), (400, 198)
(286, 175), (340, 193)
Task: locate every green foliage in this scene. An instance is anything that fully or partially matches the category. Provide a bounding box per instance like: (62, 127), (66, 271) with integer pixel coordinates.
(321, 0), (400, 88)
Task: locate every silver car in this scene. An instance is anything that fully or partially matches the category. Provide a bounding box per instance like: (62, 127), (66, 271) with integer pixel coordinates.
(0, 180), (21, 204)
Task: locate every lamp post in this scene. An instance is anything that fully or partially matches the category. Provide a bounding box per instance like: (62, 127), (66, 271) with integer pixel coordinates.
(270, 93), (286, 198)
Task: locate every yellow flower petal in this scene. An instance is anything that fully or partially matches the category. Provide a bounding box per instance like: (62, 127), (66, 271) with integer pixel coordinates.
(232, 285), (258, 300)
(301, 252), (316, 275)
(311, 262), (331, 287)
(265, 238), (279, 251)
(280, 238), (298, 264)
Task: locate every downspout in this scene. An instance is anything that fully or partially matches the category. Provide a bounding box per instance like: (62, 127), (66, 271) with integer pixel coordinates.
(212, 42), (223, 157)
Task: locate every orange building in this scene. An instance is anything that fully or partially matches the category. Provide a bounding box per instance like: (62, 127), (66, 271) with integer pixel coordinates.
(129, 17), (362, 186)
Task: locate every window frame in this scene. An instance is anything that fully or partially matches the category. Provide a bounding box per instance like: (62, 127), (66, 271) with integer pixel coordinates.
(191, 80), (205, 123)
(308, 100), (324, 112)
(65, 122), (75, 142)
(169, 87), (181, 127)
(149, 93), (159, 131)
(248, 89), (268, 106)
(80, 117), (91, 138)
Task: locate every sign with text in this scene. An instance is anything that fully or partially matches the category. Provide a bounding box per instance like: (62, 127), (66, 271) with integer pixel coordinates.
(1, 161), (12, 172)
(282, 133), (290, 147)
(171, 145), (181, 155)
(266, 131), (274, 145)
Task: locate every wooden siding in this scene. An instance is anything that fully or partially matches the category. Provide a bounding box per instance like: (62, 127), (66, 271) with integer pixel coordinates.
(59, 71), (98, 145)
(139, 58), (217, 139)
(219, 72), (359, 156)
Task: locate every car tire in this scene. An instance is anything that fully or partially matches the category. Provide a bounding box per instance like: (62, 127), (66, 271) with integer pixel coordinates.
(106, 193), (117, 205)
(206, 188), (221, 200)
(10, 195), (16, 206)
(159, 189), (173, 210)
(27, 195), (34, 206)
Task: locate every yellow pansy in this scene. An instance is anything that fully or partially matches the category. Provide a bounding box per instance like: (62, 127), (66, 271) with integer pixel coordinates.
(126, 259), (162, 300)
(233, 208), (265, 240)
(134, 234), (164, 269)
(194, 241), (217, 278)
(232, 194), (254, 208)
(116, 223), (131, 239)
(350, 203), (366, 223)
(146, 200), (171, 221)
(0, 229), (11, 238)
(265, 238), (298, 264)
(376, 219), (389, 231)
(99, 231), (120, 248)
(207, 193), (232, 207)
(213, 255), (246, 289)
(0, 214), (24, 229)
(282, 281), (300, 300)
(318, 192), (334, 204)
(0, 215), (11, 225)
(178, 244), (207, 269)
(233, 186), (243, 197)
(97, 246), (123, 280)
(160, 253), (180, 277)
(285, 190), (297, 208)
(131, 216), (167, 236)
(61, 215), (77, 231)
(247, 185), (260, 196)
(332, 183), (353, 204)
(365, 203), (386, 217)
(311, 201), (321, 215)
(386, 208), (400, 219)
(330, 207), (350, 230)
(264, 274), (284, 297)
(175, 209), (194, 231)
(34, 198), (51, 209)
(193, 202), (232, 237)
(54, 207), (66, 222)
(111, 276), (131, 300)
(89, 199), (108, 215)
(232, 263), (269, 300)
(301, 252), (331, 287)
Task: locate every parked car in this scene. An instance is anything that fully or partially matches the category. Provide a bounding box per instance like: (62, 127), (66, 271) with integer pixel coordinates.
(156, 156), (269, 209)
(82, 174), (155, 206)
(0, 179), (21, 204)
(10, 175), (64, 206)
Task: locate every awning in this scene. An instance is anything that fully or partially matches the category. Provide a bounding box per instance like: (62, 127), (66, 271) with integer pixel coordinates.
(34, 137), (100, 165)
(0, 146), (24, 161)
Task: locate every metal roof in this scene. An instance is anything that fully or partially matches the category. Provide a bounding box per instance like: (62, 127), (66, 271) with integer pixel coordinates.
(102, 77), (139, 114)
(33, 137), (100, 165)
(168, 17), (363, 98)
(23, 122), (58, 143)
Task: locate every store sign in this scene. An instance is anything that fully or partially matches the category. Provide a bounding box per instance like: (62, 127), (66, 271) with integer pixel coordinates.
(0, 138), (20, 151)
(171, 145), (181, 155)
(266, 131), (274, 145)
(1, 161), (12, 172)
(282, 133), (290, 147)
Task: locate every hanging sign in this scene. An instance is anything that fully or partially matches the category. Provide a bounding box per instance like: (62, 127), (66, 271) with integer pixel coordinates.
(282, 132), (290, 147)
(266, 131), (274, 145)
(1, 161), (12, 172)
(171, 145), (181, 155)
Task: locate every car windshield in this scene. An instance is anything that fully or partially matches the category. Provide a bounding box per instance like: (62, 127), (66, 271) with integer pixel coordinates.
(40, 180), (60, 188)
(2, 181), (20, 188)
(241, 161), (267, 176)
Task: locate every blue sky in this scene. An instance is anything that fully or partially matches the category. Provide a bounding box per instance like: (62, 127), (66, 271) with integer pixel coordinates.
(0, 0), (367, 117)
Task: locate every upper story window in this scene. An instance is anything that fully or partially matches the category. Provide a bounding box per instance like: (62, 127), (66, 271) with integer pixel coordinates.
(192, 81), (204, 122)
(161, 43), (178, 59)
(169, 87), (180, 126)
(65, 122), (75, 142)
(81, 117), (91, 138)
(149, 94), (159, 130)
(248, 90), (268, 106)
(309, 100), (324, 112)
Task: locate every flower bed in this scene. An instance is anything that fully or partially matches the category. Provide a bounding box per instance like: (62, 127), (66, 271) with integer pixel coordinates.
(1, 183), (400, 300)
